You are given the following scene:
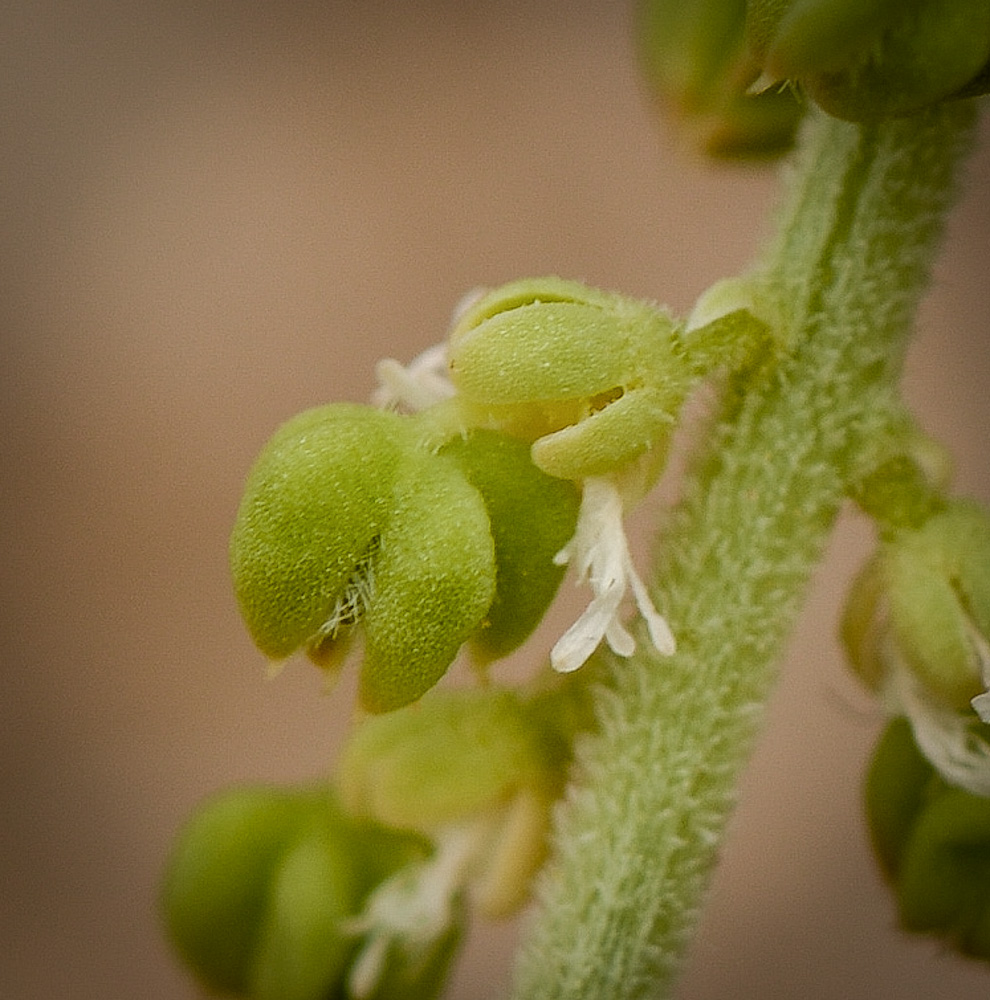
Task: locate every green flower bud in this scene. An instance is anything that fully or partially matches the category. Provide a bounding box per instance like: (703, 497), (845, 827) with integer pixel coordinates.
(359, 450), (496, 713)
(748, 0), (990, 122)
(636, 0), (803, 158)
(160, 786), (360, 999)
(230, 405), (410, 660)
(441, 429), (580, 660)
(337, 688), (568, 917)
(748, 0), (904, 77)
(842, 500), (990, 795)
(231, 403), (513, 713)
(447, 278), (689, 482)
(866, 718), (990, 962)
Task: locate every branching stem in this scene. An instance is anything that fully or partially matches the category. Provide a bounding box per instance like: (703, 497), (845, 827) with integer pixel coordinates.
(512, 103), (978, 1000)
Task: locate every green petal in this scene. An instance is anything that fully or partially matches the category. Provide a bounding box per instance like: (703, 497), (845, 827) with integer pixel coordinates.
(441, 430), (579, 660)
(230, 404), (410, 659)
(359, 452), (496, 712)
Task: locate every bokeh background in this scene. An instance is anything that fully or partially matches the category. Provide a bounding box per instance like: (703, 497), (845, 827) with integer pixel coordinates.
(3, 2), (990, 997)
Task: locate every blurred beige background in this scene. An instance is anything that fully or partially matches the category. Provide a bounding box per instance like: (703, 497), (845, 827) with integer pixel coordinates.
(3, 2), (990, 998)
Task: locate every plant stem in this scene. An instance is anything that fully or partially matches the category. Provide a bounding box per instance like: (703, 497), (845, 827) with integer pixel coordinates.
(511, 103), (977, 1000)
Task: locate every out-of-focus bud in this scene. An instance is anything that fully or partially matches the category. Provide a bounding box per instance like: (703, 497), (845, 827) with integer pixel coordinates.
(160, 787), (363, 999)
(865, 718), (990, 961)
(748, 0), (990, 122)
(637, 0), (803, 157)
(842, 499), (990, 795)
(161, 783), (459, 1000)
(335, 686), (579, 996)
(337, 687), (569, 918)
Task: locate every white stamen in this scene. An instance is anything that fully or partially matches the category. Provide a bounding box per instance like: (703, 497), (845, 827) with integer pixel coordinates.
(551, 477), (675, 673)
(968, 619), (990, 724)
(343, 826), (478, 999)
(372, 343), (454, 412)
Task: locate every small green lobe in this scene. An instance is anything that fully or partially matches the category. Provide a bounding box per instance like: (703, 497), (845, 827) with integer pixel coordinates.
(442, 430), (579, 660)
(230, 404), (409, 659)
(359, 451), (496, 713)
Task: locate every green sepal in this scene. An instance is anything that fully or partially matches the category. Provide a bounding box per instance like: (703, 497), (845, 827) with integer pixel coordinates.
(804, 0), (990, 122)
(440, 429), (580, 661)
(636, 0), (802, 158)
(337, 688), (566, 831)
(864, 717), (940, 879)
(247, 811), (360, 1000)
(897, 784), (990, 958)
(160, 786), (354, 997)
(530, 385), (678, 481)
(752, 0), (905, 77)
(840, 552), (888, 693)
(885, 500), (990, 710)
(449, 297), (678, 407)
(449, 276), (625, 340)
(749, 0), (990, 122)
(359, 451), (496, 713)
(230, 404), (411, 659)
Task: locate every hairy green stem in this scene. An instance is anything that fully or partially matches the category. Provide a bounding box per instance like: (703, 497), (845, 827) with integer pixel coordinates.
(511, 104), (977, 1000)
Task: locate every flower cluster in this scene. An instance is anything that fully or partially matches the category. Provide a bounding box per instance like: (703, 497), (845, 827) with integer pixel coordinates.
(230, 277), (773, 712)
(162, 683), (587, 1000)
(230, 407), (578, 712)
(843, 499), (990, 796)
(637, 0), (990, 159)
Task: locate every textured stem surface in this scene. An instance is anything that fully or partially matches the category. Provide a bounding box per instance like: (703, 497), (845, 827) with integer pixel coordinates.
(512, 104), (977, 1000)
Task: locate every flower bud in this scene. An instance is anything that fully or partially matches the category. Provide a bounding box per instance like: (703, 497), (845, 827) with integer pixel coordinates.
(748, 0), (990, 122)
(748, 0), (903, 78)
(447, 277), (688, 481)
(160, 786), (362, 999)
(637, 0), (803, 158)
(866, 718), (990, 961)
(231, 403), (512, 713)
(337, 688), (568, 917)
